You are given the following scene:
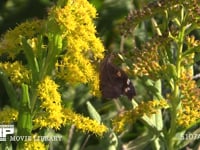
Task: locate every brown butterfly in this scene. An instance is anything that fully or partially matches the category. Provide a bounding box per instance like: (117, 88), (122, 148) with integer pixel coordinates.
(99, 54), (136, 100)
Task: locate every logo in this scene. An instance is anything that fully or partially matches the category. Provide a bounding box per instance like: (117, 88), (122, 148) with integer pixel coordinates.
(0, 125), (14, 141)
(0, 124), (62, 142)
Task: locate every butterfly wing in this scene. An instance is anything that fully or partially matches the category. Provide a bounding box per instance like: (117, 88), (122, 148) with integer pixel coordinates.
(99, 56), (122, 98)
(99, 55), (136, 100)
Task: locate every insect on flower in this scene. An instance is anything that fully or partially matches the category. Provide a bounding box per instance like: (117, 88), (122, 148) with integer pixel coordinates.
(99, 54), (136, 100)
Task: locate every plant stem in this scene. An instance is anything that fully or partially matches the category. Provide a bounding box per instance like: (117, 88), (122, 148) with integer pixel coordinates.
(17, 84), (32, 149)
(168, 25), (186, 150)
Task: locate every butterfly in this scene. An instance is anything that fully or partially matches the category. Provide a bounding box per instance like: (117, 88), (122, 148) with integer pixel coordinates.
(99, 54), (136, 100)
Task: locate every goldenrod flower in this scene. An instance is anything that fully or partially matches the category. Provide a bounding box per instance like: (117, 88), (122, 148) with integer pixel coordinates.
(177, 71), (200, 127)
(0, 106), (18, 124)
(54, 0), (96, 35)
(132, 43), (162, 80)
(24, 140), (46, 150)
(0, 61), (31, 85)
(121, 0), (196, 36)
(63, 108), (108, 136)
(50, 0), (104, 96)
(113, 99), (168, 133)
(56, 54), (101, 96)
(112, 110), (133, 133)
(33, 76), (65, 129)
(0, 19), (44, 58)
(52, 0), (104, 58)
(187, 1), (200, 24)
(186, 35), (200, 47)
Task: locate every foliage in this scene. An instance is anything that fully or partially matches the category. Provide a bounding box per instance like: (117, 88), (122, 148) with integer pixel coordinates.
(0, 0), (200, 150)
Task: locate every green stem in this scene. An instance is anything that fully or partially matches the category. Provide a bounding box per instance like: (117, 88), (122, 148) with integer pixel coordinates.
(168, 25), (186, 150)
(17, 84), (32, 149)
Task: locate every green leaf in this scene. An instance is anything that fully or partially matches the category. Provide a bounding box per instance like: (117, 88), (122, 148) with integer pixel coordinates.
(21, 37), (39, 82)
(126, 133), (155, 150)
(166, 64), (177, 80)
(86, 101), (101, 123)
(0, 69), (18, 108)
(85, 131), (119, 150)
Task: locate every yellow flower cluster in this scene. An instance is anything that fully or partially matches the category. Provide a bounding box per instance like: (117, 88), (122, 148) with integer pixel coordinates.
(134, 100), (168, 117)
(177, 71), (200, 127)
(113, 99), (168, 133)
(33, 76), (65, 129)
(63, 108), (108, 136)
(0, 106), (18, 124)
(55, 0), (96, 36)
(112, 110), (133, 133)
(132, 43), (162, 80)
(56, 55), (100, 95)
(0, 19), (44, 58)
(187, 0), (200, 24)
(0, 61), (31, 85)
(186, 35), (200, 47)
(24, 140), (46, 150)
(181, 36), (198, 67)
(52, 0), (104, 96)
